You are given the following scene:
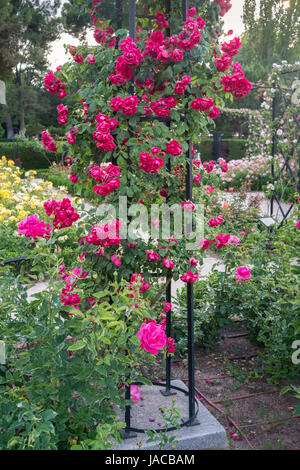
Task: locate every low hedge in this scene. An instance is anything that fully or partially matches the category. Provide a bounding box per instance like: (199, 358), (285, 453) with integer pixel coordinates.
(0, 141), (63, 169)
(196, 137), (247, 161)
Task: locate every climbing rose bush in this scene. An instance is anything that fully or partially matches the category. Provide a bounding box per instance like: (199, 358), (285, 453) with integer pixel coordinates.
(12, 0), (253, 450)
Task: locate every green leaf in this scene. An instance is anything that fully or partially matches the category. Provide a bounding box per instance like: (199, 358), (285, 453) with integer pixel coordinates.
(67, 340), (86, 351)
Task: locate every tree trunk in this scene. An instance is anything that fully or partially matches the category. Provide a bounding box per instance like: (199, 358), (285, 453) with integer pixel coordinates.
(19, 84), (25, 136)
(5, 107), (14, 139)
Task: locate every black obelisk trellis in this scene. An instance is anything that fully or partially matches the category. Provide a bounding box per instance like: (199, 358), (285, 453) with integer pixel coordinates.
(269, 69), (300, 229)
(122, 0), (199, 438)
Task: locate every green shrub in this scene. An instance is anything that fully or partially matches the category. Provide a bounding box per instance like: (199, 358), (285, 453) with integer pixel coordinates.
(227, 138), (247, 160)
(0, 141), (63, 169)
(195, 138), (247, 161)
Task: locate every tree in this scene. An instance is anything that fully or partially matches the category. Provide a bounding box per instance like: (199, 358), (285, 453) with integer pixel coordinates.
(239, 0), (300, 84)
(0, 1), (62, 136)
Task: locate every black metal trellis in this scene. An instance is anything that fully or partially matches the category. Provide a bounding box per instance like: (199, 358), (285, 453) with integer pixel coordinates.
(270, 74), (300, 229)
(2, 0), (202, 437)
(252, 74), (299, 230)
(122, 0), (200, 438)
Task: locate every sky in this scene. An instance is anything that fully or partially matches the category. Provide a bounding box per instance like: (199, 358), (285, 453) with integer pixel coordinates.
(48, 0), (245, 69)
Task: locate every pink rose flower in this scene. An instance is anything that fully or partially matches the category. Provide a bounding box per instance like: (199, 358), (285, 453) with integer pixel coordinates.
(121, 384), (141, 403)
(235, 266), (251, 281)
(163, 258), (175, 269)
(136, 320), (167, 355)
(111, 254), (122, 267)
(146, 250), (160, 261)
(87, 54), (95, 64)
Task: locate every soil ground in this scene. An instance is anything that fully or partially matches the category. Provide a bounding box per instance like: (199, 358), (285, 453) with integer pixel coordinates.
(165, 324), (300, 450)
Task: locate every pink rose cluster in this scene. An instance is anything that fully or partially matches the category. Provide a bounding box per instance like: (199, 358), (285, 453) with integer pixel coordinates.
(180, 270), (198, 283)
(190, 97), (220, 119)
(128, 273), (150, 298)
(88, 163), (121, 196)
(65, 127), (78, 145)
(215, 53), (232, 72)
(214, 0), (232, 16)
(41, 130), (57, 152)
(44, 198), (80, 229)
(165, 139), (183, 156)
(149, 96), (177, 118)
(85, 220), (122, 247)
(155, 11), (169, 29)
(57, 104), (68, 126)
(94, 24), (116, 48)
(92, 112), (119, 152)
(174, 75), (191, 94)
(18, 198), (79, 239)
(59, 264), (88, 309)
(68, 45), (83, 63)
(110, 95), (138, 116)
(139, 152), (164, 173)
(109, 37), (142, 85)
(203, 160), (215, 173)
(44, 70), (66, 99)
(144, 10), (205, 64)
(207, 215), (223, 227)
(221, 37), (241, 57)
(221, 62), (252, 99)
(199, 233), (232, 250)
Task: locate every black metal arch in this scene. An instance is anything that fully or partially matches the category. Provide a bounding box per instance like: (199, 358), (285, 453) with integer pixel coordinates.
(122, 0), (200, 438)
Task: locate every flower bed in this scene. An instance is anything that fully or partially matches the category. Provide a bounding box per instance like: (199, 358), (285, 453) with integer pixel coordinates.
(0, 156), (78, 275)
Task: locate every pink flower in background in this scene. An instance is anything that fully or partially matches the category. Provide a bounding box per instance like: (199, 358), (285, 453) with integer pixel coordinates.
(208, 215), (223, 227)
(189, 257), (199, 267)
(193, 172), (201, 183)
(111, 254), (122, 266)
(214, 233), (230, 248)
(228, 235), (240, 245)
(87, 54), (95, 64)
(203, 160), (214, 173)
(199, 239), (211, 250)
(296, 220), (300, 229)
(206, 186), (215, 194)
(69, 173), (78, 183)
(235, 266), (251, 281)
(41, 130), (57, 152)
(136, 320), (167, 355)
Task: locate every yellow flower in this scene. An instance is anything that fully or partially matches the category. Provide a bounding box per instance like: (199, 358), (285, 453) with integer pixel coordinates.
(93, 274), (98, 279)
